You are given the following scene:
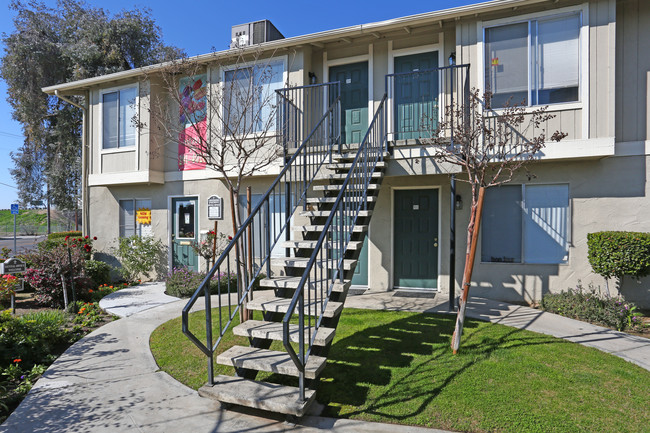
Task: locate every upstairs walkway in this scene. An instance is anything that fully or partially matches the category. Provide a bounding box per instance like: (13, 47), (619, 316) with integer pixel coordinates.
(1, 284), (648, 432)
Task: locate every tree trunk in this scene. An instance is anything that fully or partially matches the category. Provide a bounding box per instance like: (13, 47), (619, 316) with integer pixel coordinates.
(451, 186), (486, 354)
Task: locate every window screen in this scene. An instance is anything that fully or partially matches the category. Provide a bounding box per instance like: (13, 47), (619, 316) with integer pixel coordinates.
(481, 185), (523, 263)
(523, 185), (569, 263)
(119, 199), (135, 238)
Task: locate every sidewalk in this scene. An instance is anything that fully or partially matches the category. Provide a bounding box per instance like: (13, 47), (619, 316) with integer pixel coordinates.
(1, 286), (648, 432)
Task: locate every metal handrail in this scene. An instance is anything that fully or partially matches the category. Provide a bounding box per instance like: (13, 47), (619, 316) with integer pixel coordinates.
(282, 94), (388, 401)
(182, 84), (341, 385)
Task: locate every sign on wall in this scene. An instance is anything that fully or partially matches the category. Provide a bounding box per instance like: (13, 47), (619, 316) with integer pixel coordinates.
(136, 208), (152, 225)
(207, 195), (223, 220)
(178, 74), (208, 171)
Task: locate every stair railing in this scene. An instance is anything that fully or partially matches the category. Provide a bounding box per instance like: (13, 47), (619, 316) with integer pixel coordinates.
(282, 94), (388, 401)
(182, 85), (340, 386)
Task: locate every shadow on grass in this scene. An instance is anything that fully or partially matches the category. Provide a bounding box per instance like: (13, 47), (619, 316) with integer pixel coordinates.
(316, 310), (568, 421)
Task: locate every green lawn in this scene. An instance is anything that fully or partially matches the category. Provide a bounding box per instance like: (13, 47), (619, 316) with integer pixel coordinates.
(150, 308), (650, 433)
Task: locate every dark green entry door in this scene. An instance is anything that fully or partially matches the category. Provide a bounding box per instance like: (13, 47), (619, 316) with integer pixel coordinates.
(351, 237), (368, 286)
(329, 62), (368, 144)
(172, 197), (198, 271)
(394, 51), (439, 140)
(394, 189), (439, 289)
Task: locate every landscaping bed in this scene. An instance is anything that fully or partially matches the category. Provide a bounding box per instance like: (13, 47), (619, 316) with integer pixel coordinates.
(151, 307), (650, 433)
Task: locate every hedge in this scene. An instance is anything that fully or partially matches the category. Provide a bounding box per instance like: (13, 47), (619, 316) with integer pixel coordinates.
(587, 231), (650, 280)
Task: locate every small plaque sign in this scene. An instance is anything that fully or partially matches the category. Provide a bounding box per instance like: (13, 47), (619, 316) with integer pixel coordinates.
(0, 257), (27, 274)
(207, 195), (223, 221)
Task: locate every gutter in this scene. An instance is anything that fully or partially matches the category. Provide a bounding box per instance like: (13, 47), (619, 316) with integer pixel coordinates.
(54, 90), (89, 237)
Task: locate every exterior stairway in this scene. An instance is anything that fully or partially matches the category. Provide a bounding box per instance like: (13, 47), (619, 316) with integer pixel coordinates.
(197, 154), (387, 416)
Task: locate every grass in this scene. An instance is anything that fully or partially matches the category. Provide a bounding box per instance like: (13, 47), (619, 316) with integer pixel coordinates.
(150, 308), (650, 433)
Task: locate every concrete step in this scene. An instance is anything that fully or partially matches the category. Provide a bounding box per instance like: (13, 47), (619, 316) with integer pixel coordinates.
(323, 172), (382, 181)
(259, 276), (350, 293)
(299, 210), (372, 218)
(306, 196), (377, 204)
(233, 320), (335, 346)
(314, 183), (380, 192)
(293, 224), (368, 234)
(272, 257), (357, 271)
(326, 161), (386, 171)
(282, 240), (364, 250)
(217, 346), (327, 379)
(332, 152), (390, 162)
(247, 295), (343, 318)
(199, 375), (315, 417)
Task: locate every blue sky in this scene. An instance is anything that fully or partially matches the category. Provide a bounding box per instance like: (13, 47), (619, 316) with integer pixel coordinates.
(0, 0), (474, 209)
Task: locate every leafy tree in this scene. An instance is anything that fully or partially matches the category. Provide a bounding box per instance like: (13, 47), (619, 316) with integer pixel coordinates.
(1, 0), (184, 209)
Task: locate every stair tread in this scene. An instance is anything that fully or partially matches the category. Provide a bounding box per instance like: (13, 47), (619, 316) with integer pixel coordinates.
(282, 240), (364, 250)
(314, 184), (380, 191)
(299, 210), (372, 218)
(199, 375), (315, 416)
(272, 257), (357, 270)
(293, 225), (368, 233)
(327, 161), (386, 170)
(217, 345), (327, 379)
(247, 294), (344, 318)
(259, 276), (350, 292)
(233, 320), (335, 346)
(306, 196), (377, 204)
(324, 172), (382, 180)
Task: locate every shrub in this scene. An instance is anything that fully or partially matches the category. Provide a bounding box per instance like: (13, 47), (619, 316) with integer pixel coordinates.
(0, 275), (18, 307)
(115, 235), (166, 282)
(22, 245), (92, 308)
(84, 260), (112, 288)
(541, 282), (643, 331)
(39, 233), (96, 260)
(587, 231), (650, 281)
(165, 267), (263, 298)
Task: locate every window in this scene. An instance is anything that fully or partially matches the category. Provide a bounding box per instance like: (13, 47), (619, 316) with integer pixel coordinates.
(481, 184), (569, 264)
(223, 60), (284, 134)
(103, 87), (137, 149)
(119, 199), (152, 238)
(239, 193), (287, 258)
(485, 13), (581, 108)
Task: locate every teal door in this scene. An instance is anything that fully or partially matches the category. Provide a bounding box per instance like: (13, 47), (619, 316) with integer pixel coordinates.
(351, 237), (368, 286)
(394, 189), (439, 289)
(394, 52), (439, 140)
(172, 197), (199, 271)
(329, 62), (368, 144)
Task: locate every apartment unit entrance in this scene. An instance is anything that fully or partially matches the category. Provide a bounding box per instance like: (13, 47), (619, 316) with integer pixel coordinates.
(171, 196), (199, 271)
(329, 61), (368, 145)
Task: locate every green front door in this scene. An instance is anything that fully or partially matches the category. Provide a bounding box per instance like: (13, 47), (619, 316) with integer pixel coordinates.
(394, 51), (439, 140)
(393, 189), (439, 289)
(329, 62), (368, 144)
(351, 237), (368, 286)
(171, 197), (198, 271)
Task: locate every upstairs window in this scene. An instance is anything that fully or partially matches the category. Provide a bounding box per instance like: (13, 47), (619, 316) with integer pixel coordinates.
(485, 12), (581, 108)
(223, 60), (284, 134)
(103, 87), (137, 149)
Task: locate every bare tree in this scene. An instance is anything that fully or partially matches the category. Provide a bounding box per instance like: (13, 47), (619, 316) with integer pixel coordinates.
(141, 47), (291, 317)
(426, 89), (567, 353)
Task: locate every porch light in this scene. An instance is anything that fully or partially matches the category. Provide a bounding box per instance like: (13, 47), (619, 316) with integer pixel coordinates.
(455, 194), (463, 210)
(449, 52), (456, 66)
(309, 72), (317, 84)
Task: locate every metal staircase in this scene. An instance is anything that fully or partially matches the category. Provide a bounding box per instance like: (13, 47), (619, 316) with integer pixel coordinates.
(181, 80), (388, 416)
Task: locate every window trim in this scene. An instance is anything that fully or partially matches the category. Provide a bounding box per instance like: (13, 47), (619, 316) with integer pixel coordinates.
(119, 197), (152, 238)
(480, 183), (572, 265)
(99, 83), (140, 155)
(476, 4), (589, 138)
(220, 55), (288, 137)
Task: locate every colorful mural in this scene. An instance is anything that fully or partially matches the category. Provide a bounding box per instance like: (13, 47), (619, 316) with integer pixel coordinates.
(178, 75), (207, 170)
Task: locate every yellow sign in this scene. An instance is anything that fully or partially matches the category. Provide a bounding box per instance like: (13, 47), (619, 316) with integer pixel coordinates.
(491, 57), (499, 66)
(136, 208), (152, 225)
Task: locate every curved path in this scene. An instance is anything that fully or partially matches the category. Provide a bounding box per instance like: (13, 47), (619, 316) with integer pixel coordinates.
(1, 284), (648, 432)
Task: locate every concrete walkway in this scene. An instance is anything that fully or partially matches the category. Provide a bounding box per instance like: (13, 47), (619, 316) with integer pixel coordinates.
(2, 286), (649, 432)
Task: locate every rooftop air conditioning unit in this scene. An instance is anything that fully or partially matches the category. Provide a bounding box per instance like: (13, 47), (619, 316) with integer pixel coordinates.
(230, 20), (284, 49)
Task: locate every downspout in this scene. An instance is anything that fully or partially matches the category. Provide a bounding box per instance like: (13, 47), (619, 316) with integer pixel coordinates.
(54, 90), (89, 236)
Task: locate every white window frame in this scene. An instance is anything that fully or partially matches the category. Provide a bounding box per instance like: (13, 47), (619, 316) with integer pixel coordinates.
(99, 83), (140, 154)
(118, 198), (152, 238)
(480, 183), (571, 265)
(476, 4), (589, 137)
(220, 56), (288, 137)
